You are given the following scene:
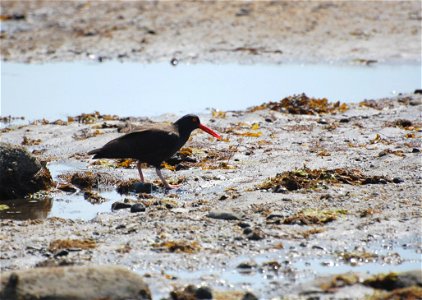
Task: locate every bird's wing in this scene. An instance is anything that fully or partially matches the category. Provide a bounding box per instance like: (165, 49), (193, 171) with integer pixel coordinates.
(94, 128), (180, 163)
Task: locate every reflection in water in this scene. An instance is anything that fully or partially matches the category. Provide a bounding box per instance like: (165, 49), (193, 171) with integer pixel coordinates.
(0, 197), (53, 220)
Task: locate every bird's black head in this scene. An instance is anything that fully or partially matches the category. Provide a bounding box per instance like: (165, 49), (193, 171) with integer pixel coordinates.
(174, 114), (201, 133)
(174, 114), (221, 139)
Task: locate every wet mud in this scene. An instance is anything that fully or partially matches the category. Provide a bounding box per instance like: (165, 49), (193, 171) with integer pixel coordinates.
(0, 94), (421, 299)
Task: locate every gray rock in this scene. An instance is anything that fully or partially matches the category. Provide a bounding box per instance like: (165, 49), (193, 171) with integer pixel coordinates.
(0, 142), (53, 200)
(242, 292), (259, 300)
(130, 203), (146, 213)
(0, 265), (151, 300)
(206, 210), (240, 220)
(111, 201), (132, 210)
(246, 228), (266, 241)
(364, 270), (422, 290)
(195, 286), (213, 299)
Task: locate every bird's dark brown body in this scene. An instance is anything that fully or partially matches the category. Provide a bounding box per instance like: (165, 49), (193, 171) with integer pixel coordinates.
(88, 114), (221, 189)
(89, 124), (188, 168)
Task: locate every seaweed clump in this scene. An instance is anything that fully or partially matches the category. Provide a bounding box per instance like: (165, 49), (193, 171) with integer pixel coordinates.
(249, 93), (348, 115)
(256, 167), (391, 193)
(152, 240), (201, 254)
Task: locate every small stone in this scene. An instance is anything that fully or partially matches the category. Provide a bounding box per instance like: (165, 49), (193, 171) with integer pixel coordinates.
(412, 148), (420, 153)
(320, 194), (333, 200)
(267, 212), (285, 219)
(57, 183), (77, 193)
(237, 262), (256, 270)
(130, 203), (146, 213)
(206, 211), (240, 221)
(393, 177), (404, 184)
(111, 201), (132, 211)
(238, 222), (251, 228)
(378, 150), (388, 157)
(409, 98), (422, 106)
(414, 89), (422, 94)
(194, 286), (213, 299)
(170, 58), (179, 66)
(133, 182), (156, 193)
(243, 227), (253, 235)
(273, 185), (288, 193)
(219, 194), (228, 201)
(247, 228), (265, 241)
(54, 250), (69, 257)
(318, 118), (329, 125)
(339, 118), (350, 123)
(242, 292), (259, 300)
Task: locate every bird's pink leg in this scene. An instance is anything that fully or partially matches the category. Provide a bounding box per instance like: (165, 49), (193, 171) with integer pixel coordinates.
(137, 161), (145, 183)
(155, 168), (180, 190)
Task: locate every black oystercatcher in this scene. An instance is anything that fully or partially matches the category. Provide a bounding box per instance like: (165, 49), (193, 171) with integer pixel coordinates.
(88, 114), (221, 189)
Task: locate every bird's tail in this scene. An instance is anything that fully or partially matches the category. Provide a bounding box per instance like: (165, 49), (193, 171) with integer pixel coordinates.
(88, 148), (102, 158)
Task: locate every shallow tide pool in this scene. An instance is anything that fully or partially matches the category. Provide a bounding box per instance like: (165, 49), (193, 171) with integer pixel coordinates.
(1, 62), (420, 121)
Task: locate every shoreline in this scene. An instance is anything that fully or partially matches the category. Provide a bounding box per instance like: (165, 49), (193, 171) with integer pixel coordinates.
(1, 93), (421, 298)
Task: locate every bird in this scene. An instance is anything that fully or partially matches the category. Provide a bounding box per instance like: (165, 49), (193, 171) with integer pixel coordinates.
(88, 114), (221, 190)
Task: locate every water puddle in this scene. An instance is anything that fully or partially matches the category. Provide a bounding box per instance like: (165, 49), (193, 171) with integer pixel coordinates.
(0, 161), (124, 221)
(0, 160), (187, 221)
(0, 197), (53, 220)
(1, 62), (420, 121)
(144, 238), (421, 298)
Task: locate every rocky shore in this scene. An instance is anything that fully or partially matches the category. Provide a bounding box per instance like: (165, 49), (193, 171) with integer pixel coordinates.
(1, 1), (421, 299)
(1, 1), (421, 64)
(1, 93), (421, 299)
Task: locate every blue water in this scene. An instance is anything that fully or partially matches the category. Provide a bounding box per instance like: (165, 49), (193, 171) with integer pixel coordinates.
(1, 62), (420, 121)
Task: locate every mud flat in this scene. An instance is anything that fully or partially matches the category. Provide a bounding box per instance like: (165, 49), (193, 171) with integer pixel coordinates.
(1, 93), (421, 299)
(1, 1), (421, 64)
(1, 1), (421, 299)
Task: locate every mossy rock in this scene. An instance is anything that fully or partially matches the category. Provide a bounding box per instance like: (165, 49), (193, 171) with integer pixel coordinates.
(0, 142), (53, 200)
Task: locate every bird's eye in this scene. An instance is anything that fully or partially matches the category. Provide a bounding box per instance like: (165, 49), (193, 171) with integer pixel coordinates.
(192, 117), (198, 123)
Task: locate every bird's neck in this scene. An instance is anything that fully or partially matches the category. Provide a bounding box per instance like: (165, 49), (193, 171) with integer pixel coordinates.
(175, 124), (193, 145)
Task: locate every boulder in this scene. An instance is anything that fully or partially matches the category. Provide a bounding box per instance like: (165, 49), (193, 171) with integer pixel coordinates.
(0, 265), (151, 300)
(0, 142), (53, 200)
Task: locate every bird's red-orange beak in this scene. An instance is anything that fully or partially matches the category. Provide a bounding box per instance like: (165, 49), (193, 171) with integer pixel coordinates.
(199, 123), (222, 140)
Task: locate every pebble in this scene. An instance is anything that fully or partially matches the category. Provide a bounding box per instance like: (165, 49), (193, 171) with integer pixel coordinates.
(170, 58), (179, 66)
(130, 203), (146, 213)
(243, 227), (253, 235)
(132, 182), (157, 193)
(273, 185), (288, 193)
(237, 262), (257, 270)
(237, 221), (251, 228)
(54, 249), (69, 257)
(412, 148), (420, 153)
(242, 292), (259, 300)
(195, 286), (213, 299)
(393, 177), (404, 184)
(246, 228), (265, 241)
(206, 211), (240, 221)
(111, 201), (132, 211)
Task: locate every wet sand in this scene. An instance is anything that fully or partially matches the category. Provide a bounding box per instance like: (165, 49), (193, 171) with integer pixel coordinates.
(1, 1), (421, 299)
(1, 94), (421, 298)
(1, 1), (421, 64)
